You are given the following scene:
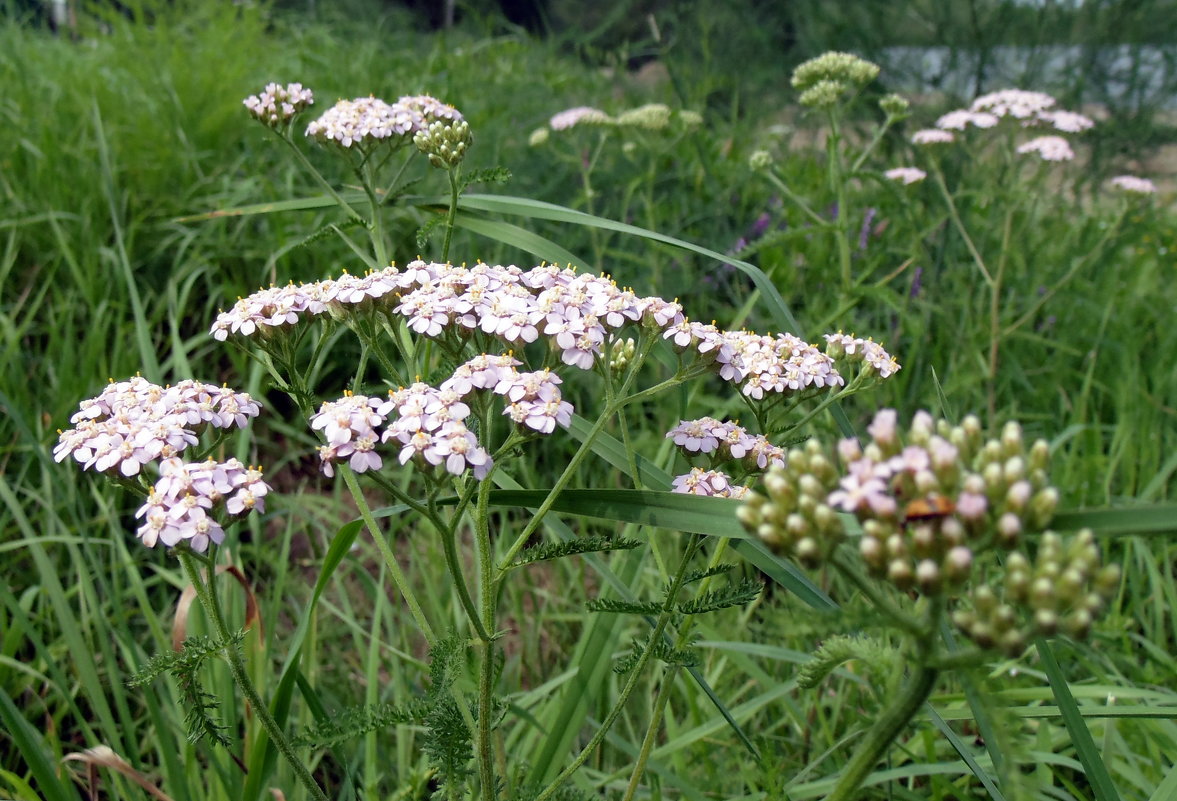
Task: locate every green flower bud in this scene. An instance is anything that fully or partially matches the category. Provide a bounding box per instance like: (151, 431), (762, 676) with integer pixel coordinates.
(1034, 607), (1059, 635)
(749, 150), (774, 171)
(916, 559), (941, 594)
(1029, 487), (1060, 528)
(1003, 457), (1026, 484)
(528, 127), (550, 146)
(860, 536), (884, 569)
(1001, 420), (1024, 455)
(1029, 439), (1050, 472)
(879, 93), (910, 116)
(998, 630), (1027, 657)
(943, 546), (973, 583)
(1064, 608), (1092, 639)
(799, 79), (848, 108)
(791, 51), (880, 90)
(616, 103), (672, 131)
(888, 558), (913, 590)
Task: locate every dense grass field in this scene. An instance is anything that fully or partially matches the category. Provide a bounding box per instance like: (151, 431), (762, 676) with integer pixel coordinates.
(2, 2), (1175, 801)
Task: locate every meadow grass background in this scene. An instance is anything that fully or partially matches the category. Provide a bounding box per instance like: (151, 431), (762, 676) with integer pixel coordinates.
(2, 1), (1176, 799)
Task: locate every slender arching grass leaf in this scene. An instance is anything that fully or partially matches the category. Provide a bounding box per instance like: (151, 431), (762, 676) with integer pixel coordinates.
(449, 210), (588, 268)
(0, 687), (80, 801)
(926, 703), (1007, 801)
(1147, 762), (1177, 801)
(442, 193), (806, 335)
(1051, 506), (1177, 537)
(1036, 639), (1122, 801)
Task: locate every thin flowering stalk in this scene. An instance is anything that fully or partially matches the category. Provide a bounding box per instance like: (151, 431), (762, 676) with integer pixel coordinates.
(1002, 206), (1127, 338)
(340, 467), (437, 646)
(986, 209), (1016, 428)
(441, 164), (462, 263)
(621, 537), (733, 801)
(176, 549), (330, 801)
(495, 334), (660, 570)
(431, 490), (492, 644)
(825, 108), (855, 292)
(474, 470), (497, 801)
(274, 132), (368, 227)
(360, 159), (390, 266)
(929, 160), (994, 287)
(533, 535), (705, 801)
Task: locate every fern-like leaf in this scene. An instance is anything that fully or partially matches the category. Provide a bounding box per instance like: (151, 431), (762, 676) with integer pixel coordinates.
(293, 701), (425, 748)
(461, 166), (512, 190)
(796, 634), (898, 690)
(415, 215), (446, 250)
(586, 598), (664, 615)
(513, 535), (641, 567)
(677, 578), (762, 615)
(680, 563), (737, 585)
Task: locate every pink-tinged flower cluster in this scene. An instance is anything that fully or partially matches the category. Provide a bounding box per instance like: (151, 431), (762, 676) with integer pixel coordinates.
(666, 417), (786, 470)
(823, 333), (902, 379)
(911, 128), (954, 145)
(211, 261), (898, 402)
(884, 167), (927, 185)
(310, 355), (577, 481)
(305, 94), (462, 148)
(936, 110), (1000, 131)
(54, 377), (261, 477)
(1109, 175), (1157, 194)
(970, 89), (1057, 119)
(243, 82), (314, 126)
(664, 324), (847, 399)
(549, 106), (612, 131)
(933, 89), (1093, 139)
(1016, 135), (1074, 162)
(134, 458), (271, 553)
(671, 467), (748, 498)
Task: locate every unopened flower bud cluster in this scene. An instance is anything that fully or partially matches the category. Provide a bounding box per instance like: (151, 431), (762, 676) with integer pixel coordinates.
(739, 408), (1119, 653)
(211, 260), (899, 403)
(135, 458), (271, 553)
(414, 119), (472, 169)
(791, 52), (880, 108)
(55, 376), (261, 477)
(954, 530), (1120, 656)
(303, 92), (462, 150)
(243, 82), (314, 127)
(737, 440), (844, 565)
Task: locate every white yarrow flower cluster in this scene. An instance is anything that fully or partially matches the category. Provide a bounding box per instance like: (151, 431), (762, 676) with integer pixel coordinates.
(666, 417), (786, 470)
(929, 89), (1093, 153)
(310, 355), (579, 482)
(549, 106), (613, 131)
(54, 377), (261, 477)
(823, 333), (902, 379)
(1016, 135), (1075, 162)
(884, 167), (927, 185)
(1109, 175), (1158, 194)
(671, 467), (748, 498)
(135, 458), (271, 552)
(912, 128), (955, 145)
(306, 94), (462, 149)
(243, 82), (314, 126)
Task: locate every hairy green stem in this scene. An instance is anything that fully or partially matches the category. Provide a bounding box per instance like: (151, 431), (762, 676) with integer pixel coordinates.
(475, 474), (497, 801)
(441, 166), (461, 264)
(177, 550), (330, 801)
(823, 663), (939, 801)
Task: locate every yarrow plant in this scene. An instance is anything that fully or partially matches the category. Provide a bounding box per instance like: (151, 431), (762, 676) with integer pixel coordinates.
(738, 408), (1120, 801)
(51, 77), (913, 801)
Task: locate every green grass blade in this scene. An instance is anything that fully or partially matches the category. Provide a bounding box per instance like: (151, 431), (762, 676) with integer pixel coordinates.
(450, 209), (587, 267)
(1051, 506), (1177, 537)
(925, 703), (1007, 801)
(242, 516), (371, 801)
(447, 193), (806, 335)
(1036, 639), (1122, 801)
(1147, 762), (1177, 801)
(0, 686), (79, 801)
